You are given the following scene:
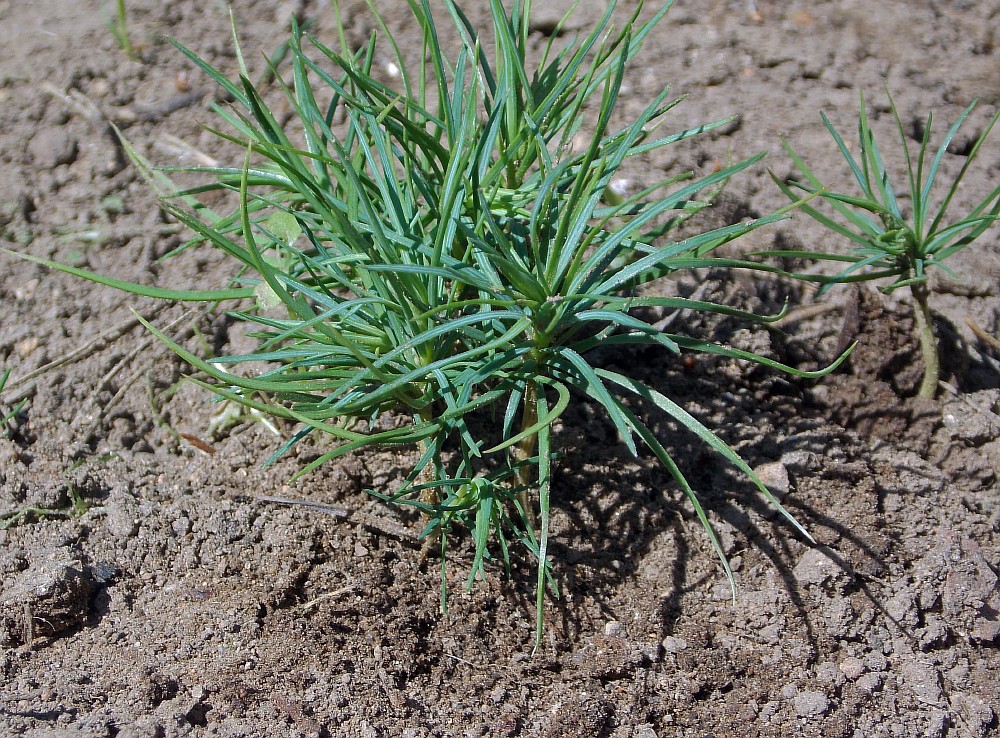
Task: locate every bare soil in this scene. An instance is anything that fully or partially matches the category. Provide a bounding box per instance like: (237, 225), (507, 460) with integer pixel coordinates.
(1, 1), (999, 737)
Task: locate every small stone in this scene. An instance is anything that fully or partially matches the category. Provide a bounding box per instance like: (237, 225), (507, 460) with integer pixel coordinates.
(779, 449), (820, 473)
(91, 562), (120, 584)
(28, 128), (78, 169)
(793, 690), (830, 717)
(604, 620), (626, 637)
(855, 672), (883, 696)
(792, 547), (845, 588)
(863, 652), (888, 672)
(758, 623), (783, 645)
(527, 0), (599, 35)
(943, 539), (999, 616)
(90, 78), (111, 97)
(941, 398), (998, 445)
(753, 461), (790, 497)
(779, 682), (798, 700)
(815, 660), (845, 687)
(971, 618), (1000, 644)
(0, 554), (95, 645)
(886, 590), (918, 626)
(661, 636), (688, 654)
(573, 634), (643, 680)
(900, 659), (944, 705)
(839, 657), (865, 681)
(105, 486), (139, 539)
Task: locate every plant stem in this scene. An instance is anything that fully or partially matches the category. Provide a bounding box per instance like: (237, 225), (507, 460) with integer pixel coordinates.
(911, 281), (939, 399)
(513, 380), (538, 530)
(417, 404), (440, 506)
(114, 0), (136, 60)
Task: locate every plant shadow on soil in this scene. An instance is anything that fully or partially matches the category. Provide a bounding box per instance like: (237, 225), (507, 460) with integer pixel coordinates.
(542, 267), (990, 645)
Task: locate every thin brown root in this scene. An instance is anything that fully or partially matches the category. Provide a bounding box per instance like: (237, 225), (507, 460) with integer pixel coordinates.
(966, 316), (1000, 353)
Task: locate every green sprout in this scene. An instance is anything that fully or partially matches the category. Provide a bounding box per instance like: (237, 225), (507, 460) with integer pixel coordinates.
(107, 0), (137, 61)
(12, 0), (848, 642)
(0, 486), (89, 531)
(0, 454), (99, 531)
(0, 368), (27, 440)
(769, 91), (1000, 399)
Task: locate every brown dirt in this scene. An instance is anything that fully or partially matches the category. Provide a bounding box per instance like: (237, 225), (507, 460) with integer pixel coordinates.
(1, 1), (999, 737)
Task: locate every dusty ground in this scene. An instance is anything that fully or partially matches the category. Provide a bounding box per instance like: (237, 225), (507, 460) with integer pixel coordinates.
(1, 1), (999, 736)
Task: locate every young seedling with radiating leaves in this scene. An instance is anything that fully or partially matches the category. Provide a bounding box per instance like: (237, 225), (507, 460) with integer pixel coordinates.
(769, 91), (1000, 398)
(11, 0), (848, 644)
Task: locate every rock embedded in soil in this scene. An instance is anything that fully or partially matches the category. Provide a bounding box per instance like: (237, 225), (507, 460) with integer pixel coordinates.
(942, 541), (998, 617)
(753, 460), (791, 497)
(855, 672), (884, 697)
(0, 552), (95, 645)
(661, 635), (688, 654)
(970, 617), (1000, 644)
(793, 689), (831, 717)
(792, 546), (847, 589)
(839, 656), (865, 681)
(28, 128), (78, 169)
(104, 484), (140, 539)
(899, 658), (944, 706)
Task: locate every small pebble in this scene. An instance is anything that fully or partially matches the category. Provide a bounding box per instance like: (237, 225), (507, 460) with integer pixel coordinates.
(604, 620), (626, 637)
(0, 555), (95, 645)
(855, 672), (883, 696)
(839, 656), (865, 681)
(780, 683), (798, 700)
(792, 547), (843, 587)
(90, 78), (111, 97)
(793, 690), (830, 717)
(779, 449), (820, 472)
(754, 461), (790, 497)
(28, 128), (78, 169)
(815, 660), (846, 687)
(661, 636), (688, 654)
(528, 1), (587, 34)
(864, 652), (888, 672)
(900, 659), (944, 705)
(971, 618), (1000, 643)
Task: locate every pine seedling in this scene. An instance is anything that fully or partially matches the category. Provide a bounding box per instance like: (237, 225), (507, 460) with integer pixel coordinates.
(12, 0), (848, 643)
(769, 91), (1000, 398)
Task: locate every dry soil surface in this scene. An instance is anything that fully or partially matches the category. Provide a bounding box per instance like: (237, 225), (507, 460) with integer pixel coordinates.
(1, 1), (999, 737)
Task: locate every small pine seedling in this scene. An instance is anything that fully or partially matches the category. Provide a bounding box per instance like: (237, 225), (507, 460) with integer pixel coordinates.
(768, 90), (1000, 399)
(11, 0), (848, 643)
